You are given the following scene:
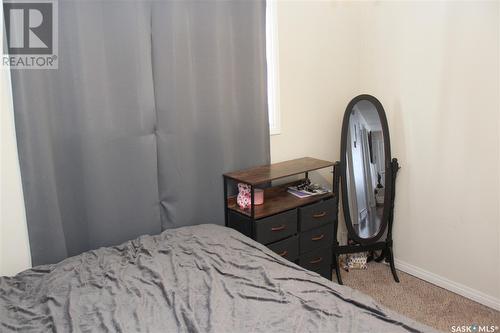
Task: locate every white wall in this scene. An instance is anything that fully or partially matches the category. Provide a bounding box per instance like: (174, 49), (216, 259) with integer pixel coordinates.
(0, 2), (32, 276)
(270, 1), (360, 164)
(272, 0), (500, 309)
(357, 0), (500, 306)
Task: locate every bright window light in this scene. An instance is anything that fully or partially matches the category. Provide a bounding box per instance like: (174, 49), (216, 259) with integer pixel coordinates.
(266, 0), (281, 135)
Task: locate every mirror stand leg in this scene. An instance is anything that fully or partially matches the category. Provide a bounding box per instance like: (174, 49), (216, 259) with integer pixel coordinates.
(387, 246), (400, 283)
(333, 253), (343, 285)
(374, 249), (386, 262)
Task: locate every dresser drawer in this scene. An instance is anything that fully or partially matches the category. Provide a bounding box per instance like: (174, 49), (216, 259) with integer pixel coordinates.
(267, 235), (299, 261)
(255, 209), (297, 245)
(298, 199), (336, 232)
(299, 223), (333, 254)
(299, 247), (332, 280)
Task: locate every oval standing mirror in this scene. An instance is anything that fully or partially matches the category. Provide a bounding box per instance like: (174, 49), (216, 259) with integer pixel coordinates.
(340, 95), (391, 244)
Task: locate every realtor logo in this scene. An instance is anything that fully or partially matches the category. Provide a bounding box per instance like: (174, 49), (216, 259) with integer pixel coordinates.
(2, 0), (58, 68)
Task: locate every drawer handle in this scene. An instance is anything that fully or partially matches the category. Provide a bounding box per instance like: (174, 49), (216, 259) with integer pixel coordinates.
(277, 250), (288, 257)
(312, 211), (327, 218)
(311, 234), (325, 241)
(271, 225), (287, 232)
(309, 257), (323, 264)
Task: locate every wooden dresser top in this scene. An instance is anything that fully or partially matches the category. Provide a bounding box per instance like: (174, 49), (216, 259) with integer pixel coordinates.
(223, 157), (334, 186)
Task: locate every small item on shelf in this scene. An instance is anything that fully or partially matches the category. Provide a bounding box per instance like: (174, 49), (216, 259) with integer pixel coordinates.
(237, 183), (264, 209)
(237, 183), (251, 209)
(287, 178), (330, 199)
(254, 188), (264, 205)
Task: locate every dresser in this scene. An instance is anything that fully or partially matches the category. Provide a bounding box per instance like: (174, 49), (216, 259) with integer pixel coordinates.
(223, 157), (340, 280)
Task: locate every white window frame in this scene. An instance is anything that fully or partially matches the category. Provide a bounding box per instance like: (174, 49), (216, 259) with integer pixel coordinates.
(266, 0), (281, 135)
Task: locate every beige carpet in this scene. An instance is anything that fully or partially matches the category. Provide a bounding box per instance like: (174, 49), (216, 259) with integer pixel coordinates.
(338, 262), (500, 332)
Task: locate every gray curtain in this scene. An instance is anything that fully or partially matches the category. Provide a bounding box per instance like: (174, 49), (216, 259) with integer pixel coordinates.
(11, 0), (269, 266)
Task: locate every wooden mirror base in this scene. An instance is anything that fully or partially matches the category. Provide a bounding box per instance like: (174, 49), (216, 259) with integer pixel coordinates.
(332, 158), (400, 285)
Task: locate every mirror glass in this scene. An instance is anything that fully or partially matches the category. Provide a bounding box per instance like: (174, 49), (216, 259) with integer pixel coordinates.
(345, 100), (386, 239)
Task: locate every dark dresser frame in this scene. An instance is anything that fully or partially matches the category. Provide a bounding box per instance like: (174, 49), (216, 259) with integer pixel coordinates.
(223, 157), (340, 279)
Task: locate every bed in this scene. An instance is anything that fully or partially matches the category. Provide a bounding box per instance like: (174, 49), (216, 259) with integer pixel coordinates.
(0, 224), (435, 332)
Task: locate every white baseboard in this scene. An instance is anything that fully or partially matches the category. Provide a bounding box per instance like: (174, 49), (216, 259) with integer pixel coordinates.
(394, 259), (500, 311)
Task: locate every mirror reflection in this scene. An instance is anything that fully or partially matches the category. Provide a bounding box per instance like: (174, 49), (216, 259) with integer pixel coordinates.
(345, 100), (385, 239)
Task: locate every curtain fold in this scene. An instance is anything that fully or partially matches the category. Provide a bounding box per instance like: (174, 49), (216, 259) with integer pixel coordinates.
(11, 0), (269, 266)
(151, 0), (269, 229)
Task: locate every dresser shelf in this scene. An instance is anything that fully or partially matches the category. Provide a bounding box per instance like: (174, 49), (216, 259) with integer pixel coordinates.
(226, 180), (333, 219)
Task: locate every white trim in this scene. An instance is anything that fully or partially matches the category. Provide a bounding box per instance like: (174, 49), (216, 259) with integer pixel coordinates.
(266, 0), (281, 136)
(394, 259), (500, 311)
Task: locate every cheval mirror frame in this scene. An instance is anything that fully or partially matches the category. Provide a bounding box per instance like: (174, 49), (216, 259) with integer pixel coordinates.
(332, 94), (400, 285)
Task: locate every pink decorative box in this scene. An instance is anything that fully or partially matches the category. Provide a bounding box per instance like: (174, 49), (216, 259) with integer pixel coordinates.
(254, 189), (264, 205)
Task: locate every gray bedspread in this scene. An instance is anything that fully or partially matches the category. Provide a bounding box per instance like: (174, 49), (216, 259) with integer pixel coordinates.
(0, 224), (436, 333)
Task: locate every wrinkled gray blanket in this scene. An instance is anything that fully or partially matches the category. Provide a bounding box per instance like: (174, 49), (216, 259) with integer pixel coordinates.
(1, 224), (435, 333)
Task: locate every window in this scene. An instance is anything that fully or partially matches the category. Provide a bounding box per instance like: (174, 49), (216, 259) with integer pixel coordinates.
(266, 0), (280, 135)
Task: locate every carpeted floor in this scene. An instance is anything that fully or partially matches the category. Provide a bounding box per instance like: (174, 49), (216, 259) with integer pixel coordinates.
(338, 262), (500, 332)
